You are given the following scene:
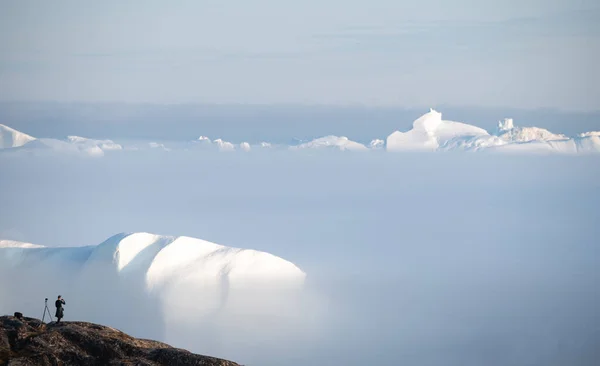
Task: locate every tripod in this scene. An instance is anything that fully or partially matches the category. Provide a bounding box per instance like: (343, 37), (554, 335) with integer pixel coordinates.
(41, 298), (53, 324)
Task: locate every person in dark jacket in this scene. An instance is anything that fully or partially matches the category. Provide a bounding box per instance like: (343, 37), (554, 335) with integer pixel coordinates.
(55, 295), (66, 323)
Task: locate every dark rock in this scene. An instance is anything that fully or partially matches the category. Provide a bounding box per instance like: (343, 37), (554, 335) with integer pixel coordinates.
(0, 316), (241, 366)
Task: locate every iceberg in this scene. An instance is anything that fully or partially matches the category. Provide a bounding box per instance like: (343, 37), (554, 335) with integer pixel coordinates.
(0, 124), (36, 149)
(290, 135), (368, 151)
(0, 233), (306, 338)
(386, 109), (600, 154)
(386, 109), (490, 152)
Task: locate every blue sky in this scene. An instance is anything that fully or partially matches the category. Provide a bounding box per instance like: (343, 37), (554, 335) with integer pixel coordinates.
(1, 0), (598, 110)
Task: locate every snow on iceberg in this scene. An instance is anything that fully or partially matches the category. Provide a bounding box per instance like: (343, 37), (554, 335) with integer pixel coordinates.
(385, 109), (600, 154)
(496, 118), (567, 142)
(386, 109), (490, 152)
(0, 127), (123, 156)
(0, 124), (36, 149)
(67, 136), (123, 151)
(572, 134), (600, 153)
(489, 118), (600, 154)
(239, 142), (251, 152)
(290, 135), (368, 151)
(486, 134), (600, 154)
(214, 138), (235, 151)
(0, 232), (304, 289)
(189, 136), (237, 151)
(3, 138), (106, 157)
(579, 131), (600, 137)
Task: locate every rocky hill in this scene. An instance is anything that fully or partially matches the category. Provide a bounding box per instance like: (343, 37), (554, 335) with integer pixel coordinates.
(0, 315), (241, 366)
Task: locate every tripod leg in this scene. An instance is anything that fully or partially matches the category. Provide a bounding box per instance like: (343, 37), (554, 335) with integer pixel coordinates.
(42, 305), (53, 324)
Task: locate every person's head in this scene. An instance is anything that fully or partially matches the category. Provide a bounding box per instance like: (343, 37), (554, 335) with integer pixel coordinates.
(58, 295), (61, 299)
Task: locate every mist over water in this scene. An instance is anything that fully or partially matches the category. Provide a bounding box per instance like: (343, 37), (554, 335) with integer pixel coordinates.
(1, 151), (599, 365)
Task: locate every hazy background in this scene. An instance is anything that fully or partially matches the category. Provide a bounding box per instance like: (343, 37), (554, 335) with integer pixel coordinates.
(1, 152), (599, 365)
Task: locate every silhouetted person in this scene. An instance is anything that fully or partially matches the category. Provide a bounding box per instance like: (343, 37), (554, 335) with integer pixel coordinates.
(55, 295), (66, 323)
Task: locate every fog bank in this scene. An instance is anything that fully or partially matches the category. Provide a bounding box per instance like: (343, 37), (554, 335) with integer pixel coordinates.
(1, 151), (599, 365)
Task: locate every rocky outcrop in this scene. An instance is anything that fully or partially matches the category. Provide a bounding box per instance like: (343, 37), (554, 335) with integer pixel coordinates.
(0, 315), (241, 366)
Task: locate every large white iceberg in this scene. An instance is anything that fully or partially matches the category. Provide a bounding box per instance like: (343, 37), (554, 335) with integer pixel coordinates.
(0, 232), (304, 288)
(386, 109), (600, 154)
(0, 233), (306, 339)
(386, 109), (491, 152)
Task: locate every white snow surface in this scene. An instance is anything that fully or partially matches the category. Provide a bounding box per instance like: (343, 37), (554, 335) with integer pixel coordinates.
(7, 138), (106, 156)
(386, 109), (600, 154)
(0, 124), (36, 148)
(240, 142), (251, 152)
(291, 135), (368, 151)
(191, 136), (237, 151)
(387, 109), (491, 152)
(496, 118), (567, 142)
(213, 138), (235, 151)
(67, 135), (123, 150)
(0, 232), (305, 289)
(1, 131), (121, 156)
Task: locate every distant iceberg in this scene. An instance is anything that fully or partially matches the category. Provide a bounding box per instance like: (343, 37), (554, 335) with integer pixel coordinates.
(386, 109), (600, 154)
(1, 109), (599, 155)
(290, 135), (368, 151)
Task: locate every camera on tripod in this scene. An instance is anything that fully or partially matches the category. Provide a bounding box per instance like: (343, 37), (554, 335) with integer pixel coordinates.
(41, 298), (52, 325)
